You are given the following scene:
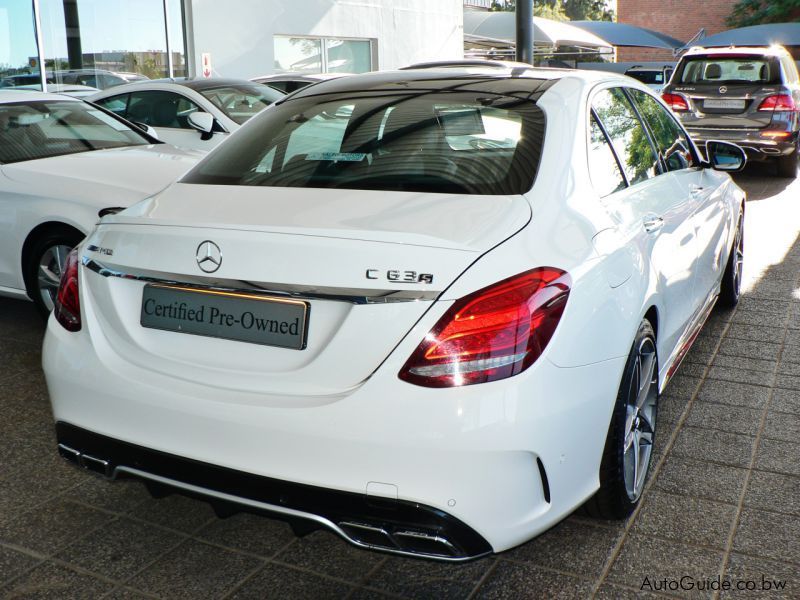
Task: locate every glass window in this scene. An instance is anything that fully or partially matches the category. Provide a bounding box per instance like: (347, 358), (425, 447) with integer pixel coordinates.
(677, 56), (780, 85)
(0, 100), (148, 164)
(0, 1), (42, 90)
(628, 88), (696, 172)
(274, 37), (322, 73)
(588, 115), (626, 197)
(93, 94), (129, 117)
(184, 87), (546, 195)
(126, 90), (202, 129)
(198, 84), (283, 125)
(326, 39), (371, 74)
(592, 88), (658, 186)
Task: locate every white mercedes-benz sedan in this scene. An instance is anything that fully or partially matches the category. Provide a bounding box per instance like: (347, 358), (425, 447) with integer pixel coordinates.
(44, 66), (746, 561)
(0, 91), (200, 317)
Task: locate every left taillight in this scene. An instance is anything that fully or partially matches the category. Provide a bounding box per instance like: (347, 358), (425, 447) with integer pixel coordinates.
(398, 267), (571, 388)
(53, 248), (81, 332)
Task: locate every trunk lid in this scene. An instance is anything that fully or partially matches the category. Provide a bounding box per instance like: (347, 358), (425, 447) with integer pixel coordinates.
(82, 184), (530, 396)
(673, 83), (788, 129)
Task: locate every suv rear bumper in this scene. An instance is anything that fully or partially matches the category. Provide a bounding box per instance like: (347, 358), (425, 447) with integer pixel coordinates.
(687, 127), (798, 161)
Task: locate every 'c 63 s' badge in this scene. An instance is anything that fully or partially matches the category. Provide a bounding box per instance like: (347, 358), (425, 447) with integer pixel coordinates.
(196, 240), (222, 273)
(366, 269), (434, 284)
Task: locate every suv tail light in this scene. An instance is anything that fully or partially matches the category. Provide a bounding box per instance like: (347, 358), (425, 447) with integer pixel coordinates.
(757, 94), (796, 112)
(54, 248), (81, 332)
(398, 268), (570, 388)
(662, 93), (689, 112)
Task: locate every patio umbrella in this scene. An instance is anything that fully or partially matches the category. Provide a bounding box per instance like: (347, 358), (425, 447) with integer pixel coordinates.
(463, 12), (612, 50)
(571, 21), (684, 50)
(697, 23), (800, 47)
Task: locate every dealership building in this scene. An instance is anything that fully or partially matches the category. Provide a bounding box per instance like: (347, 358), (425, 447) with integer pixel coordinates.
(1, 0), (464, 86)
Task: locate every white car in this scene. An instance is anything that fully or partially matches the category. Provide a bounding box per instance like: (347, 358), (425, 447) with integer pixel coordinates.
(0, 91), (200, 317)
(88, 78), (284, 151)
(44, 67), (746, 560)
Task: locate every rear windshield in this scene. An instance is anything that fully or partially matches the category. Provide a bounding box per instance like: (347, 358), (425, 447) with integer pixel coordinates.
(0, 100), (149, 164)
(183, 88), (545, 195)
(676, 56), (781, 85)
(626, 70), (665, 85)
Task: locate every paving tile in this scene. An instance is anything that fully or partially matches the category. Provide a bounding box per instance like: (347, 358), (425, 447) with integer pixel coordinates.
(761, 410), (800, 443)
(671, 427), (756, 468)
(716, 337), (782, 361)
(348, 587), (403, 600)
(633, 490), (737, 550)
(730, 310), (787, 329)
(755, 438), (800, 477)
(779, 343), (800, 364)
(662, 375), (703, 400)
(607, 533), (723, 597)
(0, 339), (45, 380)
(733, 508), (800, 564)
(230, 562), (354, 599)
(685, 402), (762, 437)
(128, 539), (263, 599)
(504, 517), (622, 577)
(775, 373), (800, 391)
(127, 493), (216, 534)
(712, 354), (776, 374)
(706, 366), (774, 388)
(0, 499), (112, 555)
(65, 477), (151, 514)
(695, 379), (770, 410)
(784, 329), (800, 347)
(725, 323), (785, 343)
(658, 392), (689, 426)
(771, 388), (800, 414)
(0, 545), (41, 586)
(363, 554), (493, 600)
(472, 561), (593, 599)
(737, 298), (791, 315)
(54, 517), (185, 581)
(197, 512), (295, 559)
(744, 470), (800, 517)
(595, 583), (677, 599)
(721, 553), (800, 599)
(2, 562), (113, 599)
(275, 529), (382, 583)
(673, 362), (706, 378)
(101, 587), (156, 599)
(653, 456), (747, 506)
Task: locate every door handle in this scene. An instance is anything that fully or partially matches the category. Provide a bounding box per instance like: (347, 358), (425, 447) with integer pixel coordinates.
(643, 215), (664, 233)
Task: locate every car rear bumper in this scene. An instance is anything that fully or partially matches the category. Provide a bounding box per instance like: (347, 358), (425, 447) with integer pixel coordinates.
(43, 304), (625, 558)
(687, 127), (798, 160)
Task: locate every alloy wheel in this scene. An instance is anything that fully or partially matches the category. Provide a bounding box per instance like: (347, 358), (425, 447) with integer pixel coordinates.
(38, 244), (72, 312)
(623, 337), (658, 502)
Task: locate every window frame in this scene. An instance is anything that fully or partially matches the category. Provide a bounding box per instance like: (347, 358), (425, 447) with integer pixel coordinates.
(273, 34), (376, 74)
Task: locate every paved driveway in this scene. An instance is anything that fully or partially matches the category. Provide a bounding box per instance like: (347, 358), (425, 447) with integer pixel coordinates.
(1, 165), (798, 599)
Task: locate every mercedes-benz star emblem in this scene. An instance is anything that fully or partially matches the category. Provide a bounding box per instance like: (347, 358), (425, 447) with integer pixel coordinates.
(719, 86), (727, 94)
(196, 240), (222, 273)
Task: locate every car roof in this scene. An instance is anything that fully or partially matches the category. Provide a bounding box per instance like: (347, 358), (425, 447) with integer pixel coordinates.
(254, 73), (345, 82)
(684, 45), (791, 57)
(155, 77), (267, 90)
(0, 90), (82, 103)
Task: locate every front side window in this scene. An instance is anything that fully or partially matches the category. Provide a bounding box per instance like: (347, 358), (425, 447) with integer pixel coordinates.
(198, 84), (283, 125)
(592, 88), (658, 186)
(0, 100), (148, 164)
(93, 94), (129, 117)
(628, 88), (696, 172)
(588, 114), (626, 197)
(184, 87), (545, 195)
(125, 90), (202, 129)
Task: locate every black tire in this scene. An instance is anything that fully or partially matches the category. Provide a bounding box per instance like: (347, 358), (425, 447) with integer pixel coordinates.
(24, 227), (83, 320)
(584, 319), (658, 520)
(776, 152), (798, 178)
(718, 208), (744, 309)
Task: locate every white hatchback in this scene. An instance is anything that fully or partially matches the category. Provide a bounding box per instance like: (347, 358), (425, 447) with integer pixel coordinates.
(44, 67), (746, 560)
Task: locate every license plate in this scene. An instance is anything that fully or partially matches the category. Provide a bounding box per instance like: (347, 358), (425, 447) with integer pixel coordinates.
(704, 98), (746, 110)
(140, 284), (309, 349)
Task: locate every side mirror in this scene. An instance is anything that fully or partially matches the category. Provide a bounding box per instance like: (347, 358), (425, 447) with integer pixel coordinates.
(187, 111), (215, 135)
(705, 141), (746, 172)
(132, 121), (159, 140)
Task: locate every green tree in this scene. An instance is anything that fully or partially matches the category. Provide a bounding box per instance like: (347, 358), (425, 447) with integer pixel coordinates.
(490, 1), (613, 21)
(727, 0), (800, 26)
(490, 0), (568, 21)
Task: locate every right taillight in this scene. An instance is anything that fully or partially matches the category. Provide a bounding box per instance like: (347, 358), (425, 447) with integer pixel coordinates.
(757, 94), (797, 112)
(54, 248), (81, 332)
(662, 93), (689, 112)
(398, 268), (571, 388)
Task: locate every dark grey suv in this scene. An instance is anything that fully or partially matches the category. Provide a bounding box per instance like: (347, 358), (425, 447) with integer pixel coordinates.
(662, 45), (800, 177)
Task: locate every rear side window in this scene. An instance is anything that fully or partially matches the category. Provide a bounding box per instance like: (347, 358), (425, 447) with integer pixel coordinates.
(126, 91), (202, 129)
(184, 88), (546, 195)
(628, 89), (696, 171)
(588, 114), (626, 197)
(592, 88), (658, 186)
(677, 56), (781, 84)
